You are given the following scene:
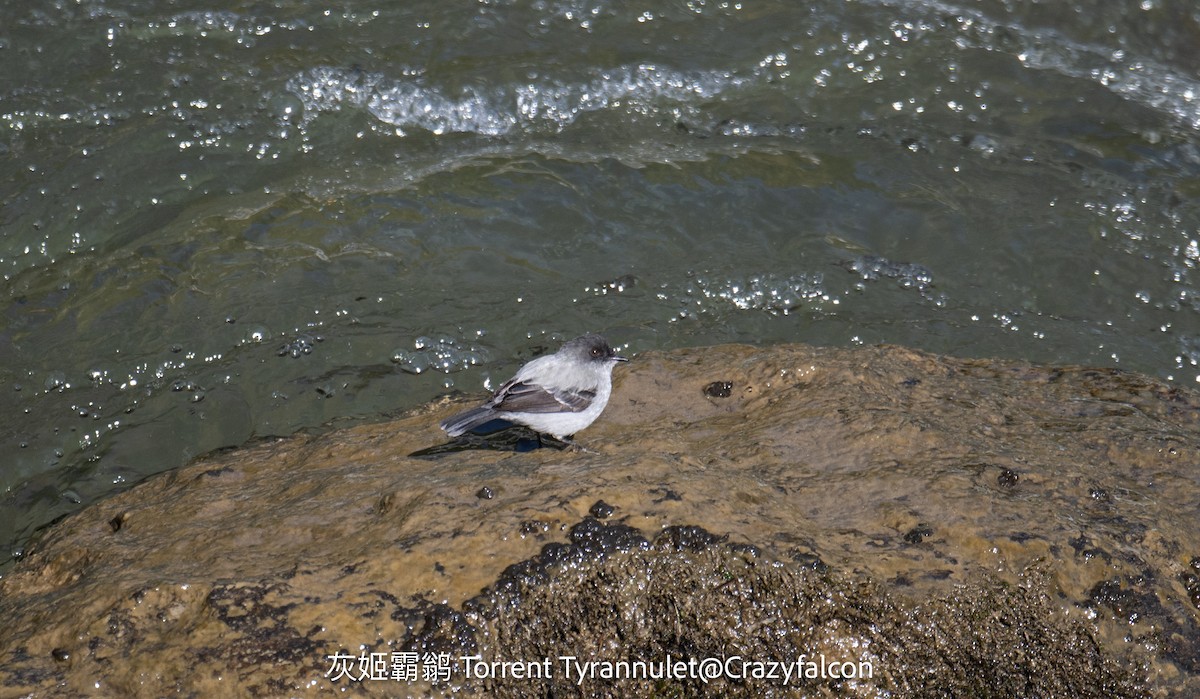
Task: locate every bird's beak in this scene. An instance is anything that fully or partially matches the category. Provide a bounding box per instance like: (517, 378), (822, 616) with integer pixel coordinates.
(612, 352), (629, 362)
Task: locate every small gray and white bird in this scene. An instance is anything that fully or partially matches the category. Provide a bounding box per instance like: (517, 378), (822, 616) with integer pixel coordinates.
(440, 334), (627, 440)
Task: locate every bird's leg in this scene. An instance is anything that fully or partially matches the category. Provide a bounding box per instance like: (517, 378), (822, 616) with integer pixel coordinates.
(538, 433), (595, 453)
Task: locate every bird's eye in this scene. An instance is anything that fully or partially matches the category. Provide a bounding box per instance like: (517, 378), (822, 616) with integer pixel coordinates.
(591, 347), (601, 357)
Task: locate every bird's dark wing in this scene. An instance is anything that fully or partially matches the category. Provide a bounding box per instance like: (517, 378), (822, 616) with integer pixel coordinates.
(491, 379), (595, 413)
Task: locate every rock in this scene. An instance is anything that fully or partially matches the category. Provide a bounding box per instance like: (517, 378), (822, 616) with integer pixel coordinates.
(2, 343), (1196, 697)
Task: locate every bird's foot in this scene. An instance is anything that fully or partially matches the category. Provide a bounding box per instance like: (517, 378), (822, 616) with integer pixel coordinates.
(537, 433), (593, 453)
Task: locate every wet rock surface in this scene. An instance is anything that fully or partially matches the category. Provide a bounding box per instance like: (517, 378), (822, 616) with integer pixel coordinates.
(1, 343), (1197, 697)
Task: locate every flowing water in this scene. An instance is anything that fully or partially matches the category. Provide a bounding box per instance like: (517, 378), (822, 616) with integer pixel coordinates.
(3, 0), (1200, 566)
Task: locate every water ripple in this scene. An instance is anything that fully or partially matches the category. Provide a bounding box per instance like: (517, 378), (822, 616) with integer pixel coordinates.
(287, 62), (752, 137)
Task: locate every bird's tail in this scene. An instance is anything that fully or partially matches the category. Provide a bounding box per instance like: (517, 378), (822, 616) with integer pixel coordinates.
(440, 407), (501, 437)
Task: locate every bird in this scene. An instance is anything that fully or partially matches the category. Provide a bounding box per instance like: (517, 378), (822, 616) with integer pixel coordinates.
(440, 333), (627, 440)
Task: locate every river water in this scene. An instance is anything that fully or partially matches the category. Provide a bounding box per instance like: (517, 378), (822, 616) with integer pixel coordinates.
(3, 0), (1200, 564)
